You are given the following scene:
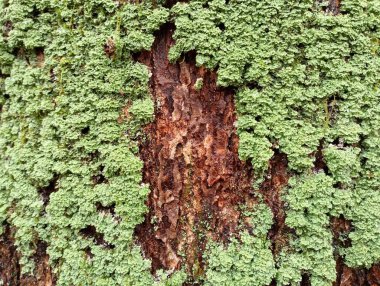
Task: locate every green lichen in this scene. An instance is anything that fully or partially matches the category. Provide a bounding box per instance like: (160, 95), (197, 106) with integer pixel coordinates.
(339, 133), (380, 268)
(323, 145), (361, 185)
(194, 77), (204, 90)
(277, 173), (346, 286)
(204, 203), (275, 286)
(127, 97), (155, 137)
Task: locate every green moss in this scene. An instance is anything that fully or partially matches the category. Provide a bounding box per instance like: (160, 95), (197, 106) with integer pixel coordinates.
(277, 173), (346, 286)
(323, 145), (361, 186)
(339, 132), (380, 268)
(194, 77), (204, 90)
(237, 129), (273, 183)
(154, 269), (188, 286)
(204, 204), (275, 286)
(127, 97), (155, 136)
(0, 0), (185, 284)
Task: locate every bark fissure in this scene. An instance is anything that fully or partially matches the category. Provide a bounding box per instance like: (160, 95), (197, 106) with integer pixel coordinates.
(260, 152), (290, 258)
(0, 225), (54, 286)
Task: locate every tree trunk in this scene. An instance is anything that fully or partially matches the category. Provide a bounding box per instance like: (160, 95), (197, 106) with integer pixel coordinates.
(1, 0), (380, 285)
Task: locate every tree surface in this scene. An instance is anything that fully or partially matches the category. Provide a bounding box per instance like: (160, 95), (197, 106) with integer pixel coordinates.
(1, 0), (380, 285)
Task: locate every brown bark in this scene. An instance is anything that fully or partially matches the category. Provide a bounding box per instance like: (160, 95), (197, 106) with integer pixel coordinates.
(260, 152), (290, 257)
(134, 23), (255, 276)
(335, 261), (380, 286)
(0, 225), (19, 286)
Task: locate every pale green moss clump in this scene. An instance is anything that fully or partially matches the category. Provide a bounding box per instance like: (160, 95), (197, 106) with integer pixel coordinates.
(194, 77), (204, 90)
(323, 145), (361, 185)
(277, 173), (346, 286)
(340, 135), (380, 268)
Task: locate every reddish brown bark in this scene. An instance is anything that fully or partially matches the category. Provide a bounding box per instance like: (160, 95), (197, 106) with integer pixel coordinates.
(331, 216), (380, 286)
(334, 262), (380, 286)
(0, 225), (20, 286)
(134, 23), (256, 276)
(318, 0), (340, 14)
(326, 0), (340, 14)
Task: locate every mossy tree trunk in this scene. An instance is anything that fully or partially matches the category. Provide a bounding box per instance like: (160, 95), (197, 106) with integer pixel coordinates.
(1, 0), (380, 285)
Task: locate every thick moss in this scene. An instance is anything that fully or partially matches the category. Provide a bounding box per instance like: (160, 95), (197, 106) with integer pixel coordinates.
(0, 1), (188, 285)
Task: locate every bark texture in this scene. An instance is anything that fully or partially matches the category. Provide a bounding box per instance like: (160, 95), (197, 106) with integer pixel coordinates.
(135, 23), (255, 274)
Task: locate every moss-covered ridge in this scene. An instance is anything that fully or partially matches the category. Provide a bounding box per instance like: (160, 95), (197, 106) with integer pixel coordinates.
(0, 1), (186, 285)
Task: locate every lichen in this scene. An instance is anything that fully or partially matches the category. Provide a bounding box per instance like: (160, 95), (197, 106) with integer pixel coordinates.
(194, 77), (204, 90)
(203, 203), (275, 286)
(276, 173), (345, 286)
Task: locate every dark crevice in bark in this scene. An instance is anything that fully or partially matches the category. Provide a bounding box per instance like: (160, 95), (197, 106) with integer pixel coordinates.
(79, 225), (115, 249)
(0, 224), (20, 286)
(313, 140), (329, 174)
(163, 0), (188, 8)
(325, 0), (340, 15)
(134, 22), (255, 279)
(92, 165), (109, 185)
(313, 141), (380, 286)
(259, 151), (290, 258)
(317, 0), (341, 15)
(21, 240), (55, 286)
(331, 215), (352, 250)
(331, 216), (380, 286)
(38, 175), (58, 207)
(96, 202), (116, 216)
(301, 274), (312, 286)
(335, 265), (373, 286)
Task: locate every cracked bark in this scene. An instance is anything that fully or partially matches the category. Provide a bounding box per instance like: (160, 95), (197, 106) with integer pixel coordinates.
(133, 19), (380, 285)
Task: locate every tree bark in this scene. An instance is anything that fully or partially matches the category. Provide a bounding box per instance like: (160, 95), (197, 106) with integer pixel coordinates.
(1, 1), (380, 285)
